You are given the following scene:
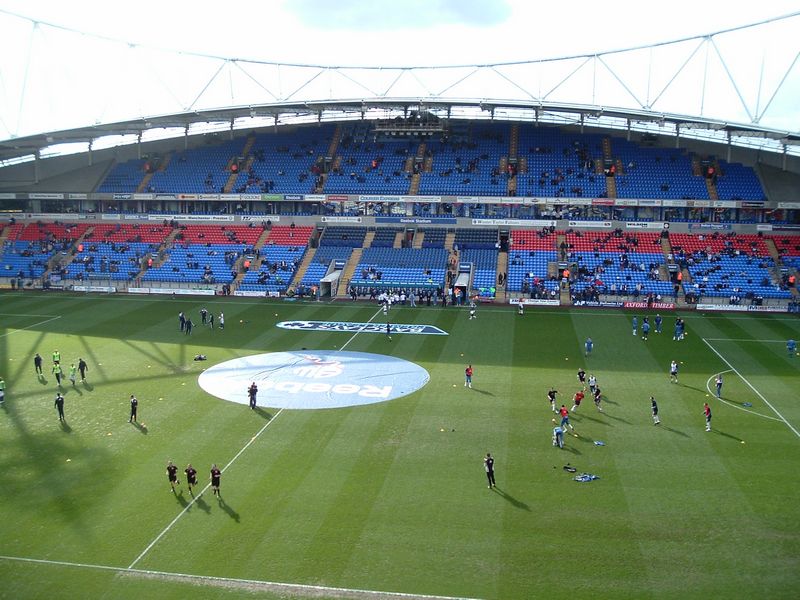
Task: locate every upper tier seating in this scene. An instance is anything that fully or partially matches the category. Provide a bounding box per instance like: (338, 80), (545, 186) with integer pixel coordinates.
(324, 124), (412, 195)
(418, 123), (510, 196)
(516, 128), (607, 199)
(97, 159), (148, 193)
(613, 141), (708, 200)
(235, 126), (335, 195)
(94, 123), (768, 203)
(715, 160), (765, 201)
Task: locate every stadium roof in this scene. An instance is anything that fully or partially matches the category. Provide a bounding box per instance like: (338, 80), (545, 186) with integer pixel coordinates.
(0, 6), (798, 164)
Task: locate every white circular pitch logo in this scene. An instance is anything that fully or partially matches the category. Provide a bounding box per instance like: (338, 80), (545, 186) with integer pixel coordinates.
(198, 350), (429, 410)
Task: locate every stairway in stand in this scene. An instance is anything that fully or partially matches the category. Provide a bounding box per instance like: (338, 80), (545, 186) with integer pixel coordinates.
(44, 226), (95, 278)
(363, 230), (375, 248)
(495, 251), (508, 299)
(336, 248), (363, 298)
(412, 231), (425, 248)
(223, 134), (257, 193)
(288, 247), (317, 293)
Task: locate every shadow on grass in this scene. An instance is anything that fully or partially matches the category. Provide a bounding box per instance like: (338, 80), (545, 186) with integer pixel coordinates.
(173, 489), (189, 507)
(82, 381), (94, 392)
(253, 407), (273, 420)
(218, 496), (240, 522)
(603, 413), (632, 425)
(60, 420), (72, 433)
(192, 494), (211, 514)
(713, 429), (744, 443)
(491, 487), (530, 511)
(37, 375), (49, 386)
(574, 412), (611, 426)
(471, 388), (495, 397)
(66, 385), (83, 397)
(131, 421), (148, 434)
(663, 426), (689, 438)
(563, 445), (581, 455)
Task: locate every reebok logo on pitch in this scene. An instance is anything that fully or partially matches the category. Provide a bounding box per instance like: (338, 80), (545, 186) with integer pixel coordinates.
(198, 350), (429, 410)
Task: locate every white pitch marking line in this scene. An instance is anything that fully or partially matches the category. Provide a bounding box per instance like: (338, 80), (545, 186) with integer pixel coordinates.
(704, 371), (781, 422)
(703, 338), (800, 439)
(127, 408), (285, 569)
(0, 312), (62, 317)
(0, 315), (62, 338)
(703, 338), (789, 343)
(339, 307), (384, 350)
(0, 555), (480, 600)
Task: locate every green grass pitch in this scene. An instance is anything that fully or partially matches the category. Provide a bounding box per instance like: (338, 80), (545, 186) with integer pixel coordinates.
(1, 292), (799, 599)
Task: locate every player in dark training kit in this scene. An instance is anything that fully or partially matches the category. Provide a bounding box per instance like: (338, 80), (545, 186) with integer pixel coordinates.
(129, 395), (138, 423)
(210, 464), (222, 496)
(185, 464), (198, 494)
(166, 460), (180, 492)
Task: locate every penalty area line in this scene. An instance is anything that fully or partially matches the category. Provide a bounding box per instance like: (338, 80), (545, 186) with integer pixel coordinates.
(704, 371), (781, 422)
(0, 555), (480, 600)
(702, 338), (800, 439)
(127, 408), (285, 569)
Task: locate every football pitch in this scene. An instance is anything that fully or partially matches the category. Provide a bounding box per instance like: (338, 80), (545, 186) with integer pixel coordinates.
(1, 292), (798, 599)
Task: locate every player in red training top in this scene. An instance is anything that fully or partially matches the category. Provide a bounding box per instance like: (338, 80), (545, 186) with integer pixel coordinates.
(464, 365), (473, 388)
(571, 390), (585, 412)
(559, 405), (575, 432)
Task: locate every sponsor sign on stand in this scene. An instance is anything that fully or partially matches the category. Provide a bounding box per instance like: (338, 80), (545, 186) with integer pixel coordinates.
(148, 214), (234, 222)
(128, 287), (215, 296)
(133, 193), (155, 200)
(241, 194), (261, 200)
(688, 223), (732, 230)
(474, 219), (557, 227)
(507, 298), (560, 306)
(573, 300), (625, 308)
(0, 193), (16, 199)
(233, 290), (281, 298)
(29, 193), (65, 200)
(68, 193), (88, 200)
(100, 214), (122, 220)
(321, 216), (362, 223)
(240, 215), (279, 222)
(696, 303), (788, 313)
(72, 285), (116, 293)
(568, 220), (612, 228)
(283, 194), (303, 201)
(326, 195), (349, 202)
(198, 350), (430, 409)
(623, 301), (676, 310)
(625, 222), (668, 230)
(304, 194), (326, 201)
